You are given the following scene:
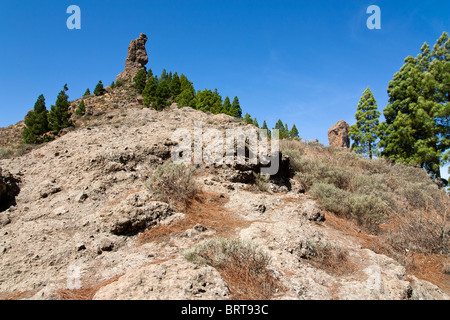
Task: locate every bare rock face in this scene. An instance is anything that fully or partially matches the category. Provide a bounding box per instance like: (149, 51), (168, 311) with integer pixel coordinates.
(116, 33), (149, 83)
(328, 120), (350, 148)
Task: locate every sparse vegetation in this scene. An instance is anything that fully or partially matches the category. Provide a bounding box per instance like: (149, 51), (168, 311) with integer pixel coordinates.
(75, 100), (86, 116)
(183, 238), (283, 300)
(299, 239), (354, 275)
(254, 173), (269, 192)
(145, 161), (197, 209)
(281, 139), (449, 257)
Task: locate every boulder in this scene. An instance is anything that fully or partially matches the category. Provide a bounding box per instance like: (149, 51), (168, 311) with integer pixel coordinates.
(328, 120), (350, 148)
(0, 168), (20, 212)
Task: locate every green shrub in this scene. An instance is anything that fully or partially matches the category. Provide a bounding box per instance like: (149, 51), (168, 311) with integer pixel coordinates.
(293, 158), (352, 190)
(145, 162), (197, 208)
(309, 183), (350, 216)
(310, 183), (387, 229)
(254, 173), (269, 192)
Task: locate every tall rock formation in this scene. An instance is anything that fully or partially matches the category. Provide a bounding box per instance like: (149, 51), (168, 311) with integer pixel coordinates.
(116, 33), (149, 83)
(328, 120), (350, 148)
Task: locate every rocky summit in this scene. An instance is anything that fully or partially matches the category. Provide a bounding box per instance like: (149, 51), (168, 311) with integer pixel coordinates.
(0, 34), (448, 301)
(116, 33), (149, 83)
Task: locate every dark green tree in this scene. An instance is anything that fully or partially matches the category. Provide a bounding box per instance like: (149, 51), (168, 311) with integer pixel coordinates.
(379, 32), (450, 183)
(83, 88), (90, 97)
(221, 96), (232, 115)
(349, 87), (380, 159)
(94, 80), (104, 96)
(76, 100), (86, 115)
(169, 72), (182, 97)
(230, 96), (242, 118)
(243, 113), (253, 125)
(160, 69), (169, 82)
(48, 84), (72, 133)
(252, 118), (260, 128)
(195, 89), (222, 113)
(176, 74), (197, 108)
(152, 80), (171, 110)
(289, 124), (300, 139)
(274, 119), (289, 139)
(142, 76), (158, 107)
(22, 94), (50, 144)
(261, 120), (271, 139)
(133, 69), (147, 94)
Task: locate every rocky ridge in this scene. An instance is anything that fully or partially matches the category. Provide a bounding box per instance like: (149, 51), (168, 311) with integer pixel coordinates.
(0, 104), (448, 300)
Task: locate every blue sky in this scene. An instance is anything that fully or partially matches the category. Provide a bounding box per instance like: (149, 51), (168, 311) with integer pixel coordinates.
(0, 0), (449, 177)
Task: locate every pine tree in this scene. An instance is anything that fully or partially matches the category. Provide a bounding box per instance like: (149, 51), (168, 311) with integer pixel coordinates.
(152, 80), (171, 111)
(274, 119), (289, 139)
(289, 124), (299, 139)
(48, 84), (72, 133)
(221, 96), (232, 115)
(253, 118), (259, 128)
(176, 74), (197, 108)
(133, 69), (147, 94)
(243, 113), (253, 125)
(349, 87), (380, 159)
(83, 88), (91, 97)
(195, 89), (222, 113)
(169, 72), (182, 98)
(261, 120), (271, 139)
(160, 69), (169, 82)
(22, 94), (50, 144)
(76, 100), (86, 115)
(142, 76), (158, 107)
(230, 96), (242, 118)
(379, 32), (450, 183)
(94, 80), (104, 96)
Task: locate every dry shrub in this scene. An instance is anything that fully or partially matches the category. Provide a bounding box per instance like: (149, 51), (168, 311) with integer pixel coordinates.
(183, 238), (284, 300)
(0, 147), (14, 159)
(254, 173), (269, 192)
(136, 191), (251, 245)
(145, 161), (197, 210)
(299, 239), (355, 275)
(58, 274), (123, 300)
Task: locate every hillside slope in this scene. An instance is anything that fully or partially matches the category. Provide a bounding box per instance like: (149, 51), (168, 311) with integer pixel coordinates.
(0, 100), (448, 300)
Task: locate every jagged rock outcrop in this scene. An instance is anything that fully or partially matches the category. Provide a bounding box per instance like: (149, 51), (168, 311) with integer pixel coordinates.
(0, 168), (20, 212)
(116, 33), (149, 83)
(328, 120), (350, 148)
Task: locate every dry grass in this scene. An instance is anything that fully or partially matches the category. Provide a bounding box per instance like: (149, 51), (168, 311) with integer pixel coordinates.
(136, 191), (251, 245)
(183, 238), (284, 300)
(57, 274), (123, 300)
(300, 239), (356, 276)
(0, 290), (36, 300)
(145, 161), (197, 211)
(404, 253), (450, 294)
(325, 210), (450, 295)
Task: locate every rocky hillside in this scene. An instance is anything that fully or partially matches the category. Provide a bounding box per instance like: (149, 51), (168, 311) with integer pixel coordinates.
(0, 101), (448, 300)
(0, 33), (448, 301)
